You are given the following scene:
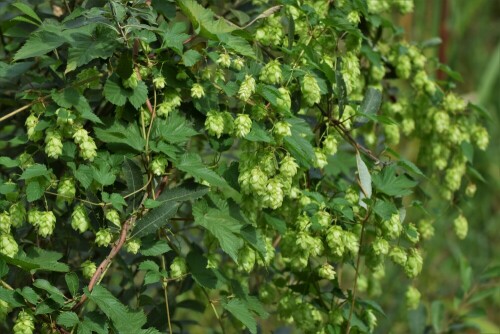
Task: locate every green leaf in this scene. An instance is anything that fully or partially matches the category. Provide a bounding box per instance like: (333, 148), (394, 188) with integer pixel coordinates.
(140, 240), (171, 256)
(103, 73), (148, 109)
(0, 259), (8, 278)
(78, 312), (109, 334)
(217, 33), (256, 59)
(372, 165), (418, 197)
(122, 158), (144, 209)
(57, 311), (80, 329)
(152, 113), (198, 144)
(187, 250), (219, 289)
(0, 156), (19, 168)
(26, 179), (45, 202)
(283, 118), (315, 168)
(138, 260), (159, 272)
(20, 286), (40, 305)
(131, 202), (180, 238)
(263, 213), (286, 234)
(245, 122), (272, 143)
(176, 153), (239, 199)
(176, 0), (236, 40)
(65, 272), (79, 297)
(223, 298), (257, 334)
(373, 200), (398, 221)
(159, 21), (189, 54)
(356, 152), (371, 208)
(75, 164), (94, 188)
(0, 287), (26, 307)
(86, 285), (147, 334)
(20, 247), (70, 272)
(20, 164), (50, 180)
(182, 49), (202, 66)
(33, 279), (65, 297)
(431, 301), (444, 333)
(14, 22), (68, 61)
(51, 87), (103, 124)
(357, 87), (382, 125)
(11, 2), (42, 24)
(192, 201), (244, 262)
(66, 25), (118, 73)
(94, 120), (146, 152)
(156, 182), (209, 204)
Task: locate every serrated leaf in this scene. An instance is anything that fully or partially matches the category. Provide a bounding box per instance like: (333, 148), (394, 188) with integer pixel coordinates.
(14, 22), (68, 60)
(75, 164), (94, 188)
(0, 287), (26, 307)
(66, 25), (118, 73)
(192, 202), (243, 262)
(11, 2), (42, 24)
(0, 259), (8, 278)
(103, 73), (148, 109)
(57, 311), (80, 328)
(86, 285), (147, 334)
(65, 272), (79, 297)
(20, 286), (40, 305)
(187, 250), (219, 289)
(20, 247), (69, 272)
(78, 312), (109, 334)
(182, 49), (202, 66)
(26, 179), (45, 202)
(372, 165), (417, 196)
(0, 156), (19, 168)
(131, 202), (180, 238)
(159, 21), (189, 54)
(152, 113), (198, 144)
(34, 279), (65, 297)
(20, 164), (50, 180)
(356, 87), (382, 125)
(283, 118), (315, 168)
(176, 153), (239, 199)
(217, 33), (256, 59)
(263, 213), (286, 234)
(94, 120), (146, 152)
(51, 87), (103, 124)
(373, 200), (398, 221)
(122, 158), (144, 210)
(156, 182), (209, 204)
(140, 240), (171, 256)
(245, 122), (272, 143)
(223, 298), (257, 334)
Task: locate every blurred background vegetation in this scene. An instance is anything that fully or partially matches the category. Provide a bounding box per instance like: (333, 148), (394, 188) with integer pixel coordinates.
(378, 0), (500, 333)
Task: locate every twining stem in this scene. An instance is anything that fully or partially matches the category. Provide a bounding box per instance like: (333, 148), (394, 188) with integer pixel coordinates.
(160, 254), (173, 334)
(201, 288), (225, 334)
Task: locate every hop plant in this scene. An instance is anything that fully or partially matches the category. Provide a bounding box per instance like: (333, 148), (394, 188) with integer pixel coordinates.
(170, 257), (187, 279)
(44, 130), (63, 159)
(238, 246), (256, 273)
(279, 155), (299, 178)
(37, 211), (56, 237)
(126, 239), (141, 254)
(95, 228), (112, 247)
(453, 214), (468, 240)
(191, 83), (205, 99)
(106, 209), (121, 227)
(157, 91), (182, 117)
(57, 176), (76, 203)
(406, 286), (421, 310)
(13, 310), (35, 334)
(9, 202), (26, 228)
(25, 114), (42, 141)
(81, 260), (97, 280)
(205, 110), (225, 138)
(150, 155), (168, 176)
(318, 263), (336, 280)
(238, 74), (256, 102)
(273, 121), (292, 138)
(216, 53), (231, 68)
(153, 75), (166, 89)
(0, 233), (18, 258)
(71, 205), (90, 233)
(260, 60), (282, 84)
(232, 57), (245, 70)
(233, 114), (252, 138)
(0, 299), (11, 322)
(301, 74), (321, 106)
(405, 248), (423, 278)
(0, 212), (11, 233)
(73, 128), (97, 161)
(122, 71), (139, 89)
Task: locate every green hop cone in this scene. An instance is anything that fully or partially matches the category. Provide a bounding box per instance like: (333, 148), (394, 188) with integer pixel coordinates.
(0, 212), (11, 233)
(381, 213), (403, 240)
(262, 177), (284, 209)
(10, 203), (26, 228)
(81, 260), (97, 280)
(372, 237), (389, 255)
(326, 225), (345, 257)
(404, 248), (423, 278)
(150, 155), (168, 176)
(95, 228), (112, 247)
(153, 75), (166, 89)
(279, 155), (298, 178)
(276, 87), (291, 114)
(37, 211), (56, 237)
(389, 246), (407, 266)
(233, 114), (252, 138)
(71, 204), (90, 233)
(205, 110), (225, 138)
(273, 121), (292, 138)
(25, 114), (42, 142)
(13, 310), (35, 334)
(260, 60), (282, 84)
(157, 91), (182, 117)
(313, 148), (328, 169)
(170, 257), (187, 279)
(0, 233), (19, 258)
(301, 74), (321, 106)
(238, 74), (256, 102)
(406, 286), (421, 310)
(216, 53), (231, 68)
(238, 246), (256, 273)
(232, 57), (245, 71)
(396, 55), (411, 79)
(404, 223), (420, 244)
(453, 214), (468, 240)
(322, 134), (338, 156)
(78, 136), (97, 161)
(126, 239), (141, 254)
(318, 263), (336, 280)
(122, 71), (139, 89)
(105, 209), (121, 227)
(418, 219), (435, 240)
(190, 83), (205, 99)
(0, 299), (11, 322)
(57, 176), (76, 203)
(364, 309), (378, 332)
(44, 130), (63, 159)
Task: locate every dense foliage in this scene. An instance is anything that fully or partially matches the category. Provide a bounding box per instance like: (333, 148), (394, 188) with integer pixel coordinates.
(0, 0), (494, 333)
